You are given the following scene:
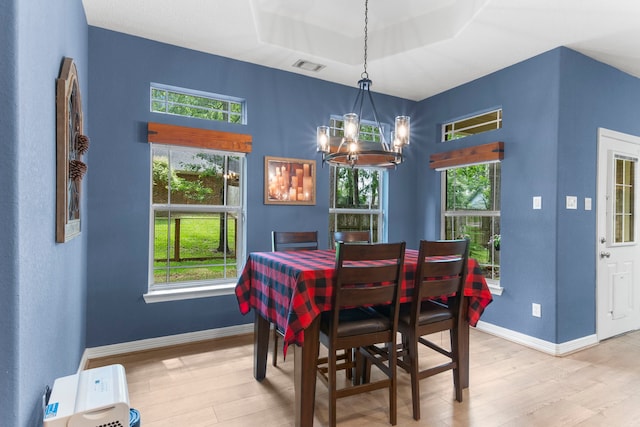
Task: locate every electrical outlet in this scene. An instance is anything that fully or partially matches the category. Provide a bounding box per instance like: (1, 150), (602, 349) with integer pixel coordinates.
(532, 303), (541, 318)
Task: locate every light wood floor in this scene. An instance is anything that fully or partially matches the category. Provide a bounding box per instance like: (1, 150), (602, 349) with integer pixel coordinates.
(87, 329), (640, 426)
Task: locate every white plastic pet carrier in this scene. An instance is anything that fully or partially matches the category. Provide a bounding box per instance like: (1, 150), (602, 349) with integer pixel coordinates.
(44, 364), (130, 427)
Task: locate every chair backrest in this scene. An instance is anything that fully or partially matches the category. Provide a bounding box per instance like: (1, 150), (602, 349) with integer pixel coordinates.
(272, 231), (318, 252)
(333, 241), (406, 312)
(332, 231), (371, 248)
(411, 239), (469, 320)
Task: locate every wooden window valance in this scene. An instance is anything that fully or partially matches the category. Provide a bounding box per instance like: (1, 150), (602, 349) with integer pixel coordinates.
(147, 122), (252, 153)
(429, 141), (503, 170)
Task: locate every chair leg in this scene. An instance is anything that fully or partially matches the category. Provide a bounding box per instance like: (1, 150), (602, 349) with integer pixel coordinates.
(453, 365), (462, 402)
(407, 333), (421, 421)
(451, 328), (463, 402)
(389, 341), (398, 426)
(360, 350), (371, 384)
(401, 334), (410, 366)
(329, 347), (337, 427)
(272, 326), (278, 367)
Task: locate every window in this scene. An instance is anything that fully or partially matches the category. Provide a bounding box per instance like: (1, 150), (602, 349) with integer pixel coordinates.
(148, 144), (244, 301)
(442, 108), (502, 141)
(614, 155), (635, 244)
(150, 83), (246, 124)
(442, 162), (501, 289)
(328, 116), (385, 242)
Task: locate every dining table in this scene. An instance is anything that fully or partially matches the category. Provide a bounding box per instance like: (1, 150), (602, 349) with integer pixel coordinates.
(235, 248), (492, 426)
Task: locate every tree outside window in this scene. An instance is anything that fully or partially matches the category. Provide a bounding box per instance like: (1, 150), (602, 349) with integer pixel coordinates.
(443, 162), (501, 282)
(151, 145), (243, 289)
(327, 116), (386, 243)
(329, 166), (382, 243)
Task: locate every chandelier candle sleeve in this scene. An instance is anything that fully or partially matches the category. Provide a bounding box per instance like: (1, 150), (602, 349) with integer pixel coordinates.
(343, 113), (360, 141)
(395, 116), (410, 146)
(317, 126), (330, 153)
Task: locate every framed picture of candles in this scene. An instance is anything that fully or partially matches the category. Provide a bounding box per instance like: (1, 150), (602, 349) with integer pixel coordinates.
(264, 156), (316, 205)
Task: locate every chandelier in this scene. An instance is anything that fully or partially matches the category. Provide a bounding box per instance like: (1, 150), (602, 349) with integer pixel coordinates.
(317, 0), (410, 169)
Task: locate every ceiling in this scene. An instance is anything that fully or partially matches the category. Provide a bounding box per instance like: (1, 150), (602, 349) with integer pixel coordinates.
(82, 0), (640, 101)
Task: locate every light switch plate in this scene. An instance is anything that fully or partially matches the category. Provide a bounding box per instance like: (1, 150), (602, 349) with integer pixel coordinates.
(533, 196), (542, 210)
(585, 197), (592, 210)
(566, 196), (578, 209)
(532, 303), (541, 318)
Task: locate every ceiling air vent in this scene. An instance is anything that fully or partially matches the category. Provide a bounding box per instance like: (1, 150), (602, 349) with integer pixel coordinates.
(292, 60), (326, 72)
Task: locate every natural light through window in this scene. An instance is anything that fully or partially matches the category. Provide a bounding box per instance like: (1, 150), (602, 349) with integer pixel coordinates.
(150, 83), (246, 124)
(442, 109), (502, 141)
(148, 144), (244, 300)
(328, 116), (385, 243)
(442, 162), (501, 289)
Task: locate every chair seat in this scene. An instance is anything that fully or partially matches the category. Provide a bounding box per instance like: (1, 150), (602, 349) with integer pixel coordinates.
(377, 300), (452, 327)
(403, 300), (452, 326)
(321, 307), (391, 337)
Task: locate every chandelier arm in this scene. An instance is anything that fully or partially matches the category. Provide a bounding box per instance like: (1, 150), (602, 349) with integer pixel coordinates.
(365, 86), (389, 149)
(351, 87), (365, 118)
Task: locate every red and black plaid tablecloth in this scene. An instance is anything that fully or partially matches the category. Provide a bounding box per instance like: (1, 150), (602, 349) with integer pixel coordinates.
(235, 249), (492, 355)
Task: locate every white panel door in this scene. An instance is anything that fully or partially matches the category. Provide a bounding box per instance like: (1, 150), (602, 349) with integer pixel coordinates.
(597, 128), (640, 340)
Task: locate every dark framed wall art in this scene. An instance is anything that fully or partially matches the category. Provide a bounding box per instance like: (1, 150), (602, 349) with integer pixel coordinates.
(56, 57), (89, 242)
(264, 156), (316, 205)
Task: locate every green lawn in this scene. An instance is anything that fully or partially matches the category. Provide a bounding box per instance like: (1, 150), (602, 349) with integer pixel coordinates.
(153, 214), (237, 283)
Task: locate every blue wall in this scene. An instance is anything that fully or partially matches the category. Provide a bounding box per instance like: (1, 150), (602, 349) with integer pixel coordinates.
(0, 0), (19, 422)
(418, 49), (562, 342)
(85, 28), (417, 347)
(418, 47), (640, 344)
(1, 0), (88, 425)
(85, 28), (640, 349)
(5, 6), (640, 425)
(555, 48), (640, 341)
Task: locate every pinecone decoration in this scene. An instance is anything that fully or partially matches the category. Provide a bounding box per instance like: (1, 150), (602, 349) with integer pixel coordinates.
(76, 134), (90, 155)
(69, 159), (87, 181)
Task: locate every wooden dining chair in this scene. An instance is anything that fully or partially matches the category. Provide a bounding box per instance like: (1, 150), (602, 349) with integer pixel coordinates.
(316, 241), (406, 426)
(272, 230), (318, 252)
(332, 230), (371, 248)
(270, 231), (318, 366)
(395, 239), (469, 420)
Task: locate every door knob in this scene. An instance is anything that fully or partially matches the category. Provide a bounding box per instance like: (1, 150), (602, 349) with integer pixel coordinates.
(600, 251), (611, 258)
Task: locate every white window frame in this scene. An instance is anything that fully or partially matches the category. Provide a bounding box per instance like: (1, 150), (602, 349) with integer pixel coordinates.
(150, 83), (247, 124)
(144, 144), (245, 303)
(441, 161), (503, 295)
(442, 108), (502, 142)
(328, 116), (387, 243)
(329, 166), (386, 243)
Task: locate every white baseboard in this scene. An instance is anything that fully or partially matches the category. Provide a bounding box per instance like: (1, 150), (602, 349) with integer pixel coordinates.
(78, 323), (254, 372)
(77, 320), (599, 372)
(475, 321), (599, 356)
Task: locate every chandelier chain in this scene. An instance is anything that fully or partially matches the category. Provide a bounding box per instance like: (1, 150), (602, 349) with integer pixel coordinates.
(316, 0), (409, 169)
(362, 0), (369, 79)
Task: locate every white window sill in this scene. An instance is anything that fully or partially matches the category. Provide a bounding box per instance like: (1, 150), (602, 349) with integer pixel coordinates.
(143, 282), (236, 303)
(486, 279), (504, 296)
